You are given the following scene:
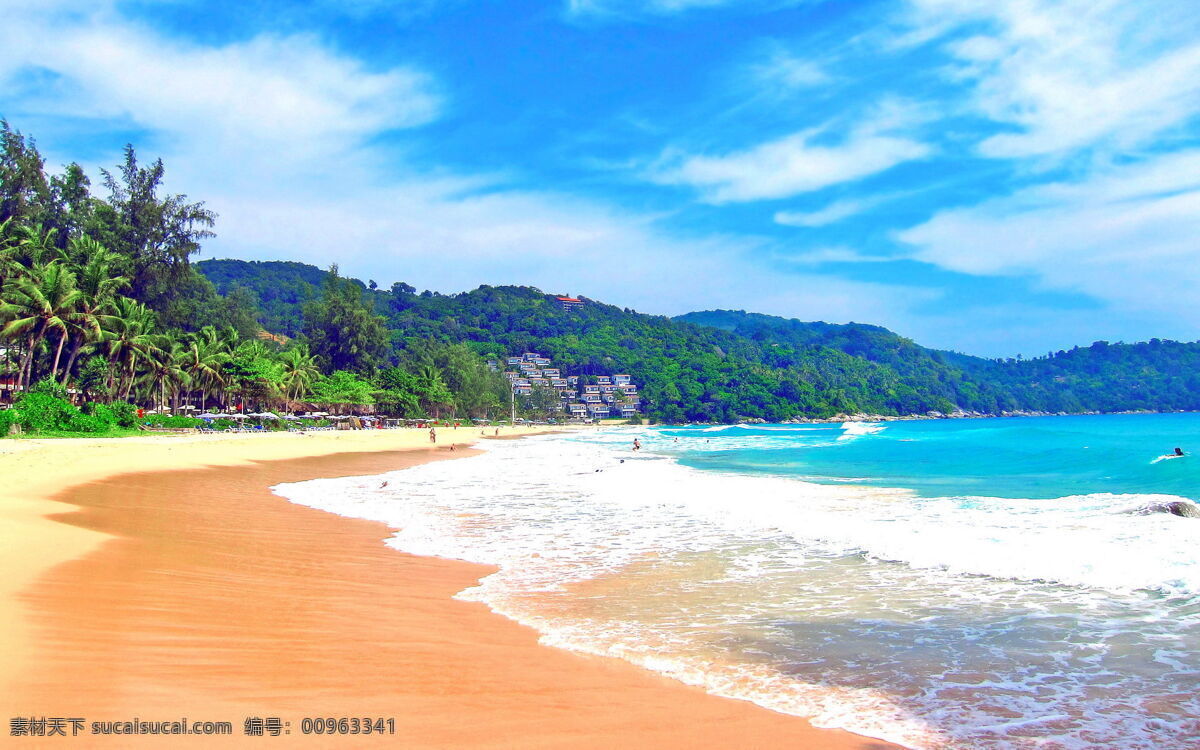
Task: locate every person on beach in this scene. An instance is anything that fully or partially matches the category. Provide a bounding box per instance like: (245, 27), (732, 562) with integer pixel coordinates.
(429, 427), (437, 443)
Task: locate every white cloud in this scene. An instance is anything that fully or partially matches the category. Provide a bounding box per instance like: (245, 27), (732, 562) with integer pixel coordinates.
(651, 112), (931, 203)
(896, 150), (1200, 320)
(0, 7), (438, 167)
(565, 0), (803, 19)
(904, 0), (1200, 160)
(775, 195), (890, 227)
(749, 48), (830, 90)
(777, 246), (896, 265)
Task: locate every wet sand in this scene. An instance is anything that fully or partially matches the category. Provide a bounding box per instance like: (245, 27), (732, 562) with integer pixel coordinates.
(2, 430), (897, 748)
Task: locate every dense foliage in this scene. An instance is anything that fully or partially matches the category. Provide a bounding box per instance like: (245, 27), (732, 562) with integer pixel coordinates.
(0, 123), (512, 429)
(196, 261), (1200, 422)
(5, 121), (1200, 430)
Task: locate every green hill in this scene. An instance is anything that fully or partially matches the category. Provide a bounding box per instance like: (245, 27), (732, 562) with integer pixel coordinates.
(196, 259), (1200, 422)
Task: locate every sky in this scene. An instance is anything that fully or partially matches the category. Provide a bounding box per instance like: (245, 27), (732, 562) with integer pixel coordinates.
(2, 0), (1200, 357)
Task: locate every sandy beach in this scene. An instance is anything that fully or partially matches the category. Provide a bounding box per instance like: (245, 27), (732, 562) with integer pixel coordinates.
(1, 428), (896, 749)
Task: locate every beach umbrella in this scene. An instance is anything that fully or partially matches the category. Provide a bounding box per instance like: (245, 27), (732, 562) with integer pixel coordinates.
(197, 413), (220, 419)
(178, 405), (197, 411)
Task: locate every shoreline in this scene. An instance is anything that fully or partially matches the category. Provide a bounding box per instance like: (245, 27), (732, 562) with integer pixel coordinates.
(2, 429), (897, 749)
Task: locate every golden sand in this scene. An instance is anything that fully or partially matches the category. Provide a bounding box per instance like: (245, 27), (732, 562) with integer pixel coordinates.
(1, 428), (896, 748)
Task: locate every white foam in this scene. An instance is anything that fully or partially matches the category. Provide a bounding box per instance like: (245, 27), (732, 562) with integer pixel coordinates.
(839, 421), (885, 440)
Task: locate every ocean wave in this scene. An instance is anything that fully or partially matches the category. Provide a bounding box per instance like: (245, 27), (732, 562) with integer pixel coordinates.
(272, 430), (1200, 749)
(839, 421), (885, 440)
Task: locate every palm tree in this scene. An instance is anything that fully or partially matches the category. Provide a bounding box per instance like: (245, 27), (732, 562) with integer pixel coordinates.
(59, 238), (129, 384)
(137, 334), (189, 413)
(103, 296), (163, 400)
(0, 261), (84, 388)
(279, 344), (320, 402)
(13, 224), (64, 267)
(181, 326), (230, 410)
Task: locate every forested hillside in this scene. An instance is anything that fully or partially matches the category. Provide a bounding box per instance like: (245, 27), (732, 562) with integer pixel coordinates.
(676, 309), (1200, 415)
(196, 260), (1200, 421)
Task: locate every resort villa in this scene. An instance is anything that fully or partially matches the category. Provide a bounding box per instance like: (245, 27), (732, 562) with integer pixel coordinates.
(503, 352), (642, 421)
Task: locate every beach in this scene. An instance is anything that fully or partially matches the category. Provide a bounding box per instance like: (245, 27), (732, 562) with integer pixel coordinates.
(1, 428), (893, 749)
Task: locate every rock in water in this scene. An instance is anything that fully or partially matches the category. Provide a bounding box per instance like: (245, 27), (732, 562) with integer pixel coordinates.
(1136, 501), (1200, 518)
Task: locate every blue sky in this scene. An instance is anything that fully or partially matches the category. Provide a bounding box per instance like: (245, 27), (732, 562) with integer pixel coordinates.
(3, 0), (1200, 356)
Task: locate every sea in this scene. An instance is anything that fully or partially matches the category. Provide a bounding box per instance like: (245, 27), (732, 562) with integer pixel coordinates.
(272, 414), (1200, 749)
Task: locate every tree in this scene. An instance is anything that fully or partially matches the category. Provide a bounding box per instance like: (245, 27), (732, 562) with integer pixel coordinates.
(413, 364), (454, 418)
(224, 340), (283, 409)
(308, 370), (375, 406)
(0, 121), (51, 228)
(102, 296), (164, 400)
(301, 265), (388, 374)
(138, 334), (189, 412)
(0, 261), (85, 387)
(219, 285), (262, 339)
(181, 326), (230, 409)
(279, 344), (320, 402)
(91, 144), (216, 307)
(519, 383), (561, 421)
(59, 237), (129, 383)
(374, 366), (422, 416)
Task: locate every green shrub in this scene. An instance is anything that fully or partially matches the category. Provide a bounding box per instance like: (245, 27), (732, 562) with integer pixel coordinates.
(0, 409), (15, 436)
(106, 401), (138, 428)
(83, 402), (116, 429)
(13, 392), (81, 432)
(67, 412), (108, 434)
(144, 414), (203, 428)
(28, 379), (69, 401)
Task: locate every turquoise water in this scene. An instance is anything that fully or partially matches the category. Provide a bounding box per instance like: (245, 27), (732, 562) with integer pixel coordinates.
(278, 414), (1200, 749)
(662, 413), (1200, 500)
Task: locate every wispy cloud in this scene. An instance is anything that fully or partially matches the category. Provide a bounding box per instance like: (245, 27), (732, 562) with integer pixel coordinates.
(780, 246), (897, 265)
(0, 8), (439, 166)
(650, 106), (931, 203)
(897, 150), (1200, 318)
(565, 0), (805, 20)
(903, 0), (1200, 160)
(775, 194), (892, 227)
(747, 46), (830, 90)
